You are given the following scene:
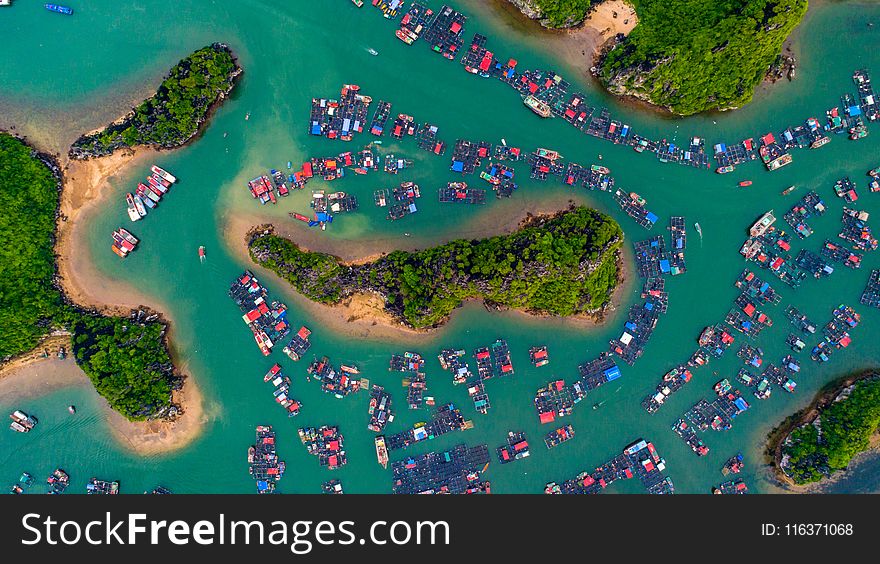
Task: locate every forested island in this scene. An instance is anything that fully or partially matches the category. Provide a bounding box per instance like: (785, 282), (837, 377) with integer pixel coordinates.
(69, 42), (241, 159)
(506, 0), (807, 115)
(248, 206), (623, 329)
(770, 372), (880, 486)
(598, 0), (807, 115)
(0, 133), (182, 421)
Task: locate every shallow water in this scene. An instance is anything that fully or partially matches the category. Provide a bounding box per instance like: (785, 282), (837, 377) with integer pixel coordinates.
(2, 0), (880, 493)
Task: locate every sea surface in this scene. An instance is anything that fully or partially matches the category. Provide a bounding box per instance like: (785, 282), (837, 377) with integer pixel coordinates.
(2, 0), (880, 494)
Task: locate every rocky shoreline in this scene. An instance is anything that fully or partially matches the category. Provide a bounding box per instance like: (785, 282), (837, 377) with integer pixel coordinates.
(68, 42), (242, 160)
(765, 369), (880, 490)
(248, 206), (623, 331)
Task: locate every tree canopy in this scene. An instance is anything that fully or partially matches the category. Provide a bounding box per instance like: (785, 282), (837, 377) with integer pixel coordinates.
(782, 375), (880, 484)
(0, 134), (72, 358)
(598, 0), (808, 115)
(0, 133), (180, 421)
(70, 43), (240, 158)
(250, 207), (623, 329)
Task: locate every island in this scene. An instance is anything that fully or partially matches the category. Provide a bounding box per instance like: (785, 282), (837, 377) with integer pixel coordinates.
(0, 133), (183, 420)
(768, 371), (880, 486)
(506, 0), (808, 115)
(248, 206), (623, 329)
(69, 42), (241, 159)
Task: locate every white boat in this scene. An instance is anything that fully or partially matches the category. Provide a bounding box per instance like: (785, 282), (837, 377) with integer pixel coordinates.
(126, 193), (141, 222)
(695, 222), (703, 239)
(133, 194), (147, 217)
(150, 165), (177, 184)
(749, 211), (776, 237)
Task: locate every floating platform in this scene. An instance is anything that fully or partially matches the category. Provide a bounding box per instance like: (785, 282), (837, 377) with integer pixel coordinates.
(298, 425), (347, 470)
(545, 439), (674, 495)
(391, 443), (490, 495)
(228, 271), (291, 356)
(249, 425), (284, 493)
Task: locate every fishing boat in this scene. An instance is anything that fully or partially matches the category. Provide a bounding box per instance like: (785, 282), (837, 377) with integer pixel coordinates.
(716, 165), (735, 174)
(150, 165), (177, 184)
(749, 211), (776, 237)
(375, 436), (389, 469)
(395, 29), (416, 45)
(9, 410), (37, 433)
(148, 175), (169, 193)
(869, 167), (879, 177)
(781, 185), (797, 196)
(367, 47), (379, 56)
(698, 327), (715, 347)
(133, 194), (147, 217)
(591, 164), (611, 175)
(68, 405), (76, 414)
(125, 193), (141, 222)
(340, 364), (360, 374)
(140, 183), (161, 203)
(592, 400), (606, 410)
(535, 147), (561, 160)
(351, 0), (363, 6)
(695, 222), (703, 239)
(722, 453), (745, 475)
(44, 4), (73, 15)
(198, 246), (206, 262)
(523, 95), (552, 118)
(136, 187), (156, 209)
(810, 136), (830, 149)
(118, 228), (139, 247)
(738, 180), (753, 187)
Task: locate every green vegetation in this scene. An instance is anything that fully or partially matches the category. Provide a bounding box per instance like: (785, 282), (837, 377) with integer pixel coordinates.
(781, 375), (880, 484)
(531, 0), (594, 28)
(71, 315), (181, 420)
(598, 0), (808, 115)
(70, 43), (241, 158)
(0, 134), (69, 359)
(250, 207), (623, 329)
(0, 132), (181, 421)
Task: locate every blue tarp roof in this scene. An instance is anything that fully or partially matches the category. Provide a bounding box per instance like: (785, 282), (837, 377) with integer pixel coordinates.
(849, 106), (862, 115)
(451, 161), (464, 172)
(310, 123), (322, 135)
(604, 367), (622, 381)
(659, 259), (671, 272)
(646, 212), (659, 223)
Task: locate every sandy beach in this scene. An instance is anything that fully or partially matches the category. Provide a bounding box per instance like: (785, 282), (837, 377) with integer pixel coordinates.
(222, 196), (631, 343)
(0, 141), (207, 455)
(486, 0), (638, 77)
(0, 351), (206, 455)
(553, 1), (639, 74)
(56, 146), (161, 315)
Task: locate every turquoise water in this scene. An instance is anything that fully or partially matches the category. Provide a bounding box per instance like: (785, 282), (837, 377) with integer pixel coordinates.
(2, 0), (880, 493)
